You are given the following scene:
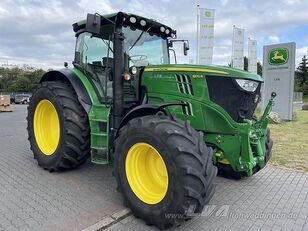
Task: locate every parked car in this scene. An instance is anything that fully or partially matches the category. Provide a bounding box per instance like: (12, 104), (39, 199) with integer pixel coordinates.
(15, 94), (31, 104)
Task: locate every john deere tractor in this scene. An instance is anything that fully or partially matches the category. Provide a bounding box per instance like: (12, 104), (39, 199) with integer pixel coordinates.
(27, 12), (275, 229)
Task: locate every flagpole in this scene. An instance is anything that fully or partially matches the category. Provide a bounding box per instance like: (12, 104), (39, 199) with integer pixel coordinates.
(248, 37), (250, 72)
(231, 25), (235, 68)
(196, 5), (200, 64)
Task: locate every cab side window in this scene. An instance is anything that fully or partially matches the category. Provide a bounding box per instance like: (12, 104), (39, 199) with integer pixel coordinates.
(75, 32), (114, 102)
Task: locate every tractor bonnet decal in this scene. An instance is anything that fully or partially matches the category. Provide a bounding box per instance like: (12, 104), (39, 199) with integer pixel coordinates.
(268, 48), (289, 65)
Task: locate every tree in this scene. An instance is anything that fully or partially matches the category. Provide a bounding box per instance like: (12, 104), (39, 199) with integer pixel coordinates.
(294, 55), (308, 94)
(244, 56), (248, 71)
(257, 62), (262, 76)
(0, 66), (45, 93)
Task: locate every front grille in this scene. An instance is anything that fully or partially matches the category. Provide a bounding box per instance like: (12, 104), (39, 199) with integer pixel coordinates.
(206, 76), (260, 123)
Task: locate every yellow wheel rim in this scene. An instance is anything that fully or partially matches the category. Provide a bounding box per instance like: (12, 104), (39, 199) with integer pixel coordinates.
(125, 143), (168, 204)
(33, 99), (60, 155)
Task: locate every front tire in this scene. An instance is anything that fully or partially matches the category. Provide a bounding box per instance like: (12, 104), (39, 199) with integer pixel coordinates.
(27, 81), (90, 171)
(114, 115), (217, 229)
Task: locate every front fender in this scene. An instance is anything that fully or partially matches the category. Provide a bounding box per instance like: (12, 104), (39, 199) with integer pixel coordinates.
(116, 102), (185, 137)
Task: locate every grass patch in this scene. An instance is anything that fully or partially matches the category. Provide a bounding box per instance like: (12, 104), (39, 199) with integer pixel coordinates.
(303, 95), (308, 103)
(269, 109), (308, 172)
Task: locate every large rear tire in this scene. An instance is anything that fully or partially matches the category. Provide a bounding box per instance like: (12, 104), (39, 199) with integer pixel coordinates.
(27, 81), (90, 171)
(114, 115), (217, 229)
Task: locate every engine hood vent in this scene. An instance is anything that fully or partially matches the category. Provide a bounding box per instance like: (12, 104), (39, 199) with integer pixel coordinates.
(175, 74), (194, 96)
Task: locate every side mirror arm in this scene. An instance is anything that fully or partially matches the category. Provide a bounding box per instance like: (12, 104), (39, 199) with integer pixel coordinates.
(169, 49), (177, 64)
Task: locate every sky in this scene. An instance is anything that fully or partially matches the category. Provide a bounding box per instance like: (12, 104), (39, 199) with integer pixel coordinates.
(0, 0), (308, 69)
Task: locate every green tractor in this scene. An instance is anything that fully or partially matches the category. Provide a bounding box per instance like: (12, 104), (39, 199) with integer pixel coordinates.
(27, 12), (275, 229)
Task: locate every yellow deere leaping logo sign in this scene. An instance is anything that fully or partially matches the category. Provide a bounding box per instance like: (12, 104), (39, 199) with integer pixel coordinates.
(269, 48), (289, 65)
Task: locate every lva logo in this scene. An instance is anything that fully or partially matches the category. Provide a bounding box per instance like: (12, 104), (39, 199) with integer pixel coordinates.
(268, 48), (289, 65)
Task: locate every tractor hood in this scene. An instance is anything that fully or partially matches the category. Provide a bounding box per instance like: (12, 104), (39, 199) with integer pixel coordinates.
(144, 64), (263, 82)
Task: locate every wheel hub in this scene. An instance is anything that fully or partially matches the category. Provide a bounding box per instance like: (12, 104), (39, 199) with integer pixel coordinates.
(125, 142), (168, 204)
(33, 99), (60, 155)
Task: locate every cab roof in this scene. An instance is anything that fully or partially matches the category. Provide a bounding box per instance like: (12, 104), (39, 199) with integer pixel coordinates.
(72, 12), (176, 39)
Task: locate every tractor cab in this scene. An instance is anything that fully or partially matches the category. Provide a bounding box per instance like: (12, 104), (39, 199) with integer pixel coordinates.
(72, 12), (185, 112)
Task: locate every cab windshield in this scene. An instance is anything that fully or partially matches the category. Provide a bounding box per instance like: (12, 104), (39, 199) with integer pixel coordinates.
(123, 27), (169, 67)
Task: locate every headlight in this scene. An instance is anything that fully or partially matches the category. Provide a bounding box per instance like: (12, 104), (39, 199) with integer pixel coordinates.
(235, 79), (259, 92)
(130, 66), (138, 75)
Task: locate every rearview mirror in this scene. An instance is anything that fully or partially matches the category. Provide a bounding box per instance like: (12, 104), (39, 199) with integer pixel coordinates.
(184, 41), (189, 56)
(169, 39), (190, 56)
(86, 13), (101, 35)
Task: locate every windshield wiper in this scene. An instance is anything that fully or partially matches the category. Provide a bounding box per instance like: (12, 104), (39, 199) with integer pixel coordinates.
(102, 39), (114, 53)
(129, 27), (151, 51)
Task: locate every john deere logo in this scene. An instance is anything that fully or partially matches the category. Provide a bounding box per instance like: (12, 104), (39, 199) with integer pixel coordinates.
(205, 11), (211, 17)
(269, 48), (289, 65)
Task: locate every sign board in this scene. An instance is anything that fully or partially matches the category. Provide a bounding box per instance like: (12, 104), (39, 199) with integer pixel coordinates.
(197, 8), (215, 64)
(248, 39), (257, 73)
(261, 42), (296, 120)
(232, 27), (245, 69)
